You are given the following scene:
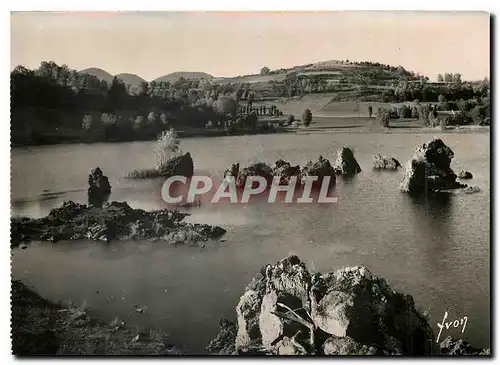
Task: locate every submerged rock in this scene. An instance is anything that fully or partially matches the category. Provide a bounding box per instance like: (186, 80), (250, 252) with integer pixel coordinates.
(458, 170), (473, 179)
(440, 336), (490, 356)
(373, 154), (402, 170)
(128, 152), (194, 179)
(400, 138), (466, 195)
(209, 255), (438, 356)
(333, 147), (362, 177)
(10, 200), (225, 248)
(87, 167), (111, 208)
(299, 155), (336, 187)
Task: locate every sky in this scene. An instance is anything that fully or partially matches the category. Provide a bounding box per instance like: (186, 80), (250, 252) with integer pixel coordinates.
(10, 11), (490, 81)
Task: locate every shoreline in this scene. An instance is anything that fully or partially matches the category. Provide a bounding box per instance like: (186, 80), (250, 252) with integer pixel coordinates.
(11, 280), (184, 356)
(11, 124), (490, 148)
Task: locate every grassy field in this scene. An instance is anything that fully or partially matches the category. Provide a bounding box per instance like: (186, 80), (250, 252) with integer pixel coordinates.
(11, 280), (183, 356)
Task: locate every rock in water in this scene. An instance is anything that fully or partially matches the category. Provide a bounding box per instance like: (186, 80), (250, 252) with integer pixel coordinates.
(87, 167), (111, 208)
(299, 155), (336, 187)
(236, 163), (273, 189)
(400, 138), (466, 195)
(158, 152), (194, 178)
(458, 170), (473, 179)
(373, 154), (402, 170)
(209, 255), (438, 355)
(333, 147), (362, 177)
(224, 163), (240, 179)
(272, 159), (301, 185)
(10, 200), (226, 248)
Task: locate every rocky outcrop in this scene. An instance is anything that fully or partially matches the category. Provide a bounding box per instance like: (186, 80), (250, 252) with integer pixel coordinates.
(10, 200), (226, 248)
(233, 163), (273, 189)
(272, 159), (301, 185)
(333, 147), (362, 177)
(299, 156), (336, 187)
(208, 256), (438, 355)
(440, 336), (490, 356)
(373, 154), (402, 170)
(458, 170), (473, 179)
(128, 152), (194, 179)
(87, 167), (111, 208)
(400, 138), (467, 195)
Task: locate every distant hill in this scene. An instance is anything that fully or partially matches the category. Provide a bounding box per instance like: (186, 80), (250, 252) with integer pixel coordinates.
(78, 68), (114, 84)
(153, 72), (213, 83)
(116, 73), (146, 88)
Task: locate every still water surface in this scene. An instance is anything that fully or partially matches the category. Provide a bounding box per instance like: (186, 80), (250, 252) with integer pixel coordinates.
(11, 132), (490, 353)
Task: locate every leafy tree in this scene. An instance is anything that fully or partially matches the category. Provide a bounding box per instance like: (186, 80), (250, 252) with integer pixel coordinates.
(437, 74), (444, 82)
(452, 73), (462, 84)
(213, 96), (237, 119)
(444, 73), (453, 83)
(247, 92), (255, 108)
(302, 108), (312, 127)
(260, 66), (270, 76)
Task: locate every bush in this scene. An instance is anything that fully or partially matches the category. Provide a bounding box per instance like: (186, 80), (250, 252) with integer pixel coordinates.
(302, 109), (312, 127)
(154, 128), (182, 171)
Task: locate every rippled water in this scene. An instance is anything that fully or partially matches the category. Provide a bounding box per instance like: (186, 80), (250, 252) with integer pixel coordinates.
(11, 132), (490, 353)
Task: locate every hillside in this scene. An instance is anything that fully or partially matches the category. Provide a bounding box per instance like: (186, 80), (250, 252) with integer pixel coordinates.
(153, 71), (213, 83)
(78, 68), (114, 84)
(116, 73), (146, 87)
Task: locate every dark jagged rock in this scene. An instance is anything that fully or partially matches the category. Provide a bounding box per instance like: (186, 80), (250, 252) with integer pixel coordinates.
(272, 159), (301, 185)
(158, 152), (194, 178)
(299, 155), (336, 187)
(440, 336), (490, 356)
(400, 138), (466, 195)
(87, 167), (111, 208)
(10, 200), (226, 248)
(128, 152), (194, 179)
(224, 163), (240, 179)
(458, 170), (473, 179)
(333, 147), (362, 177)
(373, 154), (401, 170)
(236, 163), (273, 189)
(209, 255), (441, 356)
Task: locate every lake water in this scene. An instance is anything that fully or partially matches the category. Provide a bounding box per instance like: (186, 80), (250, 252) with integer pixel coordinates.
(11, 132), (491, 354)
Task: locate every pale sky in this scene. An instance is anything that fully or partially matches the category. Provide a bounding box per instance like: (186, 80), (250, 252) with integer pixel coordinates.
(11, 11), (490, 81)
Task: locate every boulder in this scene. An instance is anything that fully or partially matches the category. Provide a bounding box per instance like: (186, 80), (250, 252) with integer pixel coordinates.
(299, 155), (336, 187)
(272, 159), (301, 185)
(87, 167), (112, 208)
(458, 170), (473, 179)
(400, 138), (466, 195)
(373, 154), (402, 170)
(323, 336), (382, 355)
(440, 336), (490, 356)
(236, 163), (273, 189)
(127, 152), (194, 179)
(158, 152), (194, 178)
(333, 147), (362, 177)
(210, 255), (438, 356)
